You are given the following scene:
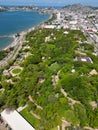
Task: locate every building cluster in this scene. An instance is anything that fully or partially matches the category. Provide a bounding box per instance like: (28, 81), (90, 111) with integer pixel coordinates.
(0, 108), (35, 130)
(42, 4), (98, 52)
(41, 4), (98, 64)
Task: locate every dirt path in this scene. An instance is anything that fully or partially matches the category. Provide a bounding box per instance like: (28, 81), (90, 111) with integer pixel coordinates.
(30, 111), (41, 120)
(0, 124), (7, 130)
(29, 95), (43, 110)
(61, 88), (81, 107)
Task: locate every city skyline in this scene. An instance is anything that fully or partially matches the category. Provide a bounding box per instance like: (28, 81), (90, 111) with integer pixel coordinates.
(0, 0), (98, 7)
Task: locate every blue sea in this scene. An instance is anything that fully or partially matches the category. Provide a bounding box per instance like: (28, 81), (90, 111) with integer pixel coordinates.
(0, 10), (49, 50)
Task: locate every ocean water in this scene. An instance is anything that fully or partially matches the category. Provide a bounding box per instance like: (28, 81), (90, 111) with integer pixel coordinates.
(0, 37), (14, 50)
(0, 10), (49, 50)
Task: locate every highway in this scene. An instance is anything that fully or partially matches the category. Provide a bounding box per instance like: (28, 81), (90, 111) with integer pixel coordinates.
(0, 34), (25, 68)
(0, 25), (34, 69)
(79, 18), (98, 53)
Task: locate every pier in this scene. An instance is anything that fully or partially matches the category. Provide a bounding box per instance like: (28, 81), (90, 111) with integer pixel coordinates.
(0, 35), (14, 38)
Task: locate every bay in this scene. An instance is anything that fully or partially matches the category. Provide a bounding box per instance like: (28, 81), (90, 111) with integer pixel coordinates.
(0, 10), (49, 50)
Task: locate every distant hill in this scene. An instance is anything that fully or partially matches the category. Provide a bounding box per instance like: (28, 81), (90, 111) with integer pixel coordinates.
(90, 6), (98, 10)
(0, 6), (38, 12)
(63, 4), (94, 12)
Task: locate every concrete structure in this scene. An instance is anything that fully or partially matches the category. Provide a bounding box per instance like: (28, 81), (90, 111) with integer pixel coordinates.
(62, 120), (71, 130)
(89, 69), (98, 76)
(63, 31), (69, 34)
(1, 108), (35, 130)
(57, 12), (61, 21)
(44, 25), (56, 29)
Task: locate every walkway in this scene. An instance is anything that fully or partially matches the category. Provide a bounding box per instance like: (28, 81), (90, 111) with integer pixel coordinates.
(0, 124), (7, 130)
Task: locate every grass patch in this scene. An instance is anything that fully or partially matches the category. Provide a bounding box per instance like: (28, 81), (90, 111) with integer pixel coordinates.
(64, 110), (79, 125)
(12, 68), (22, 74)
(20, 107), (40, 128)
(51, 127), (58, 130)
(50, 62), (60, 73)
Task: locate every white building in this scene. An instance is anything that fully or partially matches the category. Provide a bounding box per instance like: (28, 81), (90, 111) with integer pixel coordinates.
(57, 12), (61, 21)
(1, 108), (35, 130)
(44, 25), (56, 29)
(69, 20), (77, 25)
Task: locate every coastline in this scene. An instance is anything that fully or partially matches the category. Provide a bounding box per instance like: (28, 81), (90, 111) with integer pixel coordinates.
(3, 27), (35, 51)
(0, 11), (52, 68)
(3, 12), (51, 51)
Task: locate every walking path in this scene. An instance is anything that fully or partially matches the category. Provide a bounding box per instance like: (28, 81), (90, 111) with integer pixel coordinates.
(30, 111), (41, 120)
(0, 124), (7, 130)
(29, 95), (43, 110)
(61, 88), (81, 107)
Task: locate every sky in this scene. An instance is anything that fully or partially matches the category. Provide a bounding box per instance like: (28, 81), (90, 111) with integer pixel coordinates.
(0, 0), (98, 7)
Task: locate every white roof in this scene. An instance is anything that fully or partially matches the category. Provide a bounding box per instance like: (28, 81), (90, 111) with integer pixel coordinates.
(69, 21), (77, 24)
(1, 109), (35, 130)
(44, 25), (56, 29)
(81, 58), (87, 62)
(63, 31), (69, 34)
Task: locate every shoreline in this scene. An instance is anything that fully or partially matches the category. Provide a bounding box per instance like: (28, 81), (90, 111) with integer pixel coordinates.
(2, 13), (52, 51)
(0, 12), (53, 68)
(3, 27), (36, 51)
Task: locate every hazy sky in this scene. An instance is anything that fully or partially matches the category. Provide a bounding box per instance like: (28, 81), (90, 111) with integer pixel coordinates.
(0, 0), (98, 7)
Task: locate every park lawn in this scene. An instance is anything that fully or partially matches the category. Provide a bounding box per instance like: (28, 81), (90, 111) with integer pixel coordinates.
(20, 107), (40, 128)
(51, 127), (58, 130)
(12, 68), (22, 74)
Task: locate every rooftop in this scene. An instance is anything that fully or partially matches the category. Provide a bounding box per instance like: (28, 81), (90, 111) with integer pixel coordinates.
(75, 56), (93, 63)
(1, 109), (35, 130)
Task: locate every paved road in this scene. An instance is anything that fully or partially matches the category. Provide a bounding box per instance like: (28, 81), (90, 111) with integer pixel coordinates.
(80, 25), (98, 52)
(0, 35), (24, 69)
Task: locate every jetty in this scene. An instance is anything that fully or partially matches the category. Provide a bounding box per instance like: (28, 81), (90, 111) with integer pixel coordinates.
(0, 35), (14, 38)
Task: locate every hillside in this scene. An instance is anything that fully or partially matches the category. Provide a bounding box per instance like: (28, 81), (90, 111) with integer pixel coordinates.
(0, 27), (98, 129)
(0, 4), (98, 129)
(63, 4), (94, 13)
